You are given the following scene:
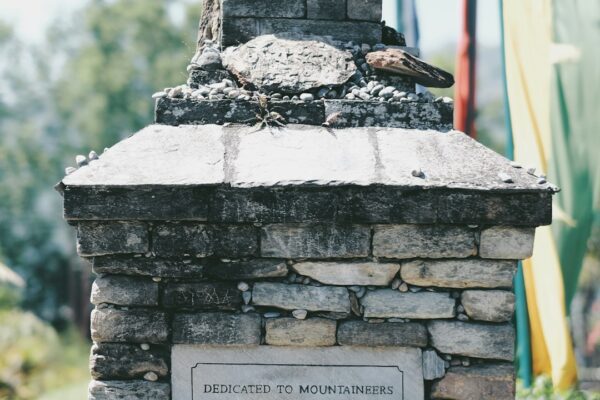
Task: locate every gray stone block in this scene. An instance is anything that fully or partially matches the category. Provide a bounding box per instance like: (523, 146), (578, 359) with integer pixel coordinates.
(172, 312), (262, 345)
(292, 261), (399, 286)
(269, 100), (326, 124)
(90, 343), (169, 380)
(307, 0), (347, 20)
(91, 275), (158, 306)
(88, 380), (170, 400)
(155, 98), (257, 126)
(422, 349), (446, 380)
(461, 290), (516, 322)
(373, 224), (477, 259)
(64, 186), (212, 221)
(362, 290), (456, 319)
(93, 256), (204, 278)
(431, 364), (515, 400)
(152, 223), (258, 257)
(252, 282), (351, 313)
(77, 221), (149, 256)
(187, 69), (232, 88)
(205, 259), (288, 280)
(91, 308), (168, 344)
(163, 282), (242, 310)
(265, 317), (337, 346)
(479, 226), (536, 259)
(347, 0), (382, 21)
(223, 0), (306, 18)
(401, 259), (517, 289)
(337, 320), (427, 347)
(323, 100), (454, 130)
(222, 18), (382, 46)
(261, 224), (370, 258)
(428, 321), (515, 361)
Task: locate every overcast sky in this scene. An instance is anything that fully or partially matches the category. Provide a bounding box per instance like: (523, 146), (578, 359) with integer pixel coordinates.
(0, 0), (501, 52)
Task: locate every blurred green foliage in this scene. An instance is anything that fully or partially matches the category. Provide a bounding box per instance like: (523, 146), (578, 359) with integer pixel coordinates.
(0, 0), (200, 325)
(517, 376), (600, 400)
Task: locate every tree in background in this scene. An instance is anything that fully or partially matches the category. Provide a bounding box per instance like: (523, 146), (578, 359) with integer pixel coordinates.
(0, 0), (200, 328)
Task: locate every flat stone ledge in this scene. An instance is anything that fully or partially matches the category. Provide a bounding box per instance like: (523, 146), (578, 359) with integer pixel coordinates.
(292, 261), (399, 286)
(90, 343), (169, 380)
(91, 275), (158, 306)
(92, 256), (205, 278)
(64, 186), (552, 227)
(252, 282), (351, 313)
(337, 320), (427, 347)
(361, 289), (456, 319)
(265, 317), (337, 346)
(90, 308), (168, 344)
(401, 259), (517, 289)
(154, 98), (453, 130)
(431, 364), (515, 400)
(428, 321), (515, 361)
(89, 380), (170, 400)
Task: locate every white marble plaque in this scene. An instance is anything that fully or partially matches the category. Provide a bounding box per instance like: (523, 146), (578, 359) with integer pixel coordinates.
(172, 346), (423, 400)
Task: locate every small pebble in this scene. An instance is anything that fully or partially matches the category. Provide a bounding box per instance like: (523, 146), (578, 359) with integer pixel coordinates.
(391, 278), (401, 290)
(264, 312), (280, 318)
(498, 172), (514, 183)
(442, 96), (454, 103)
(300, 93), (314, 101)
(144, 372), (158, 382)
(348, 286), (361, 293)
(387, 318), (405, 323)
(368, 318), (385, 324)
(75, 155), (87, 167)
(399, 283), (409, 292)
(88, 150), (99, 161)
(292, 309), (308, 320)
(152, 277), (162, 282)
(457, 305), (465, 313)
(65, 167), (77, 175)
(242, 291), (252, 305)
(317, 88), (329, 98)
(241, 305), (255, 313)
(370, 84), (384, 96)
(222, 79), (234, 87)
(237, 282), (249, 292)
(152, 91), (167, 99)
(461, 358), (471, 367)
(510, 161), (522, 168)
(140, 343), (150, 351)
(408, 285), (422, 293)
(537, 177), (547, 185)
(457, 313), (469, 321)
(302, 277), (311, 285)
(379, 86), (395, 99)
(271, 93), (282, 99)
(411, 167), (425, 178)
(526, 166), (537, 175)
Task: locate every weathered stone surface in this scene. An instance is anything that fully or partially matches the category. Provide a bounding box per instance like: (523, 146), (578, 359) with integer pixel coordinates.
(222, 18), (382, 46)
(93, 256), (204, 278)
(337, 321), (427, 347)
(422, 349), (446, 380)
(367, 48), (454, 88)
(152, 223), (257, 257)
(62, 125), (553, 194)
(269, 100), (326, 124)
(91, 275), (158, 306)
(223, 0), (305, 18)
(362, 290), (456, 319)
(89, 380), (170, 400)
(155, 98), (257, 126)
(431, 364), (515, 400)
(461, 290), (515, 322)
(64, 186), (212, 220)
(347, 0), (382, 21)
(401, 259), (517, 289)
(77, 221), (148, 256)
(323, 100), (453, 130)
(222, 35), (356, 93)
(373, 225), (476, 259)
(261, 224), (370, 258)
(172, 312), (261, 345)
(292, 261), (399, 286)
(265, 317), (337, 346)
(307, 0), (346, 20)
(163, 282), (242, 310)
(479, 226), (536, 259)
(91, 308), (168, 344)
(252, 282), (351, 313)
(205, 259), (288, 280)
(428, 321), (515, 361)
(172, 346), (424, 400)
(187, 69), (231, 88)
(90, 343), (169, 380)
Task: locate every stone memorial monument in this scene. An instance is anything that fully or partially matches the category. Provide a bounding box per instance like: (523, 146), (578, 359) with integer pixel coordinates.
(57, 1), (557, 399)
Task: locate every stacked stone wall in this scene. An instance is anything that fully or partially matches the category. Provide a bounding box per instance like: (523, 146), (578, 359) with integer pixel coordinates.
(81, 214), (531, 399)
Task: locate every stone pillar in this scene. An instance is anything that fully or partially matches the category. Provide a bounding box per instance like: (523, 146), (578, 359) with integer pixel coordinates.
(58, 1), (557, 399)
